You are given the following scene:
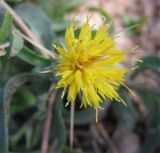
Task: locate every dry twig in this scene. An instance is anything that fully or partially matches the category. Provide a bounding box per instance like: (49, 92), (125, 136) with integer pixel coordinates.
(0, 0), (55, 58)
(97, 123), (119, 153)
(91, 140), (101, 153)
(41, 84), (57, 153)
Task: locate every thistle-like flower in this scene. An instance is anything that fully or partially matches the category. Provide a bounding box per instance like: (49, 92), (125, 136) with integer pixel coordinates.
(55, 17), (129, 120)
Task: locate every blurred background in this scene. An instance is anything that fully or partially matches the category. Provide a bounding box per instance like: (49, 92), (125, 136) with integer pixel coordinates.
(0, 0), (160, 153)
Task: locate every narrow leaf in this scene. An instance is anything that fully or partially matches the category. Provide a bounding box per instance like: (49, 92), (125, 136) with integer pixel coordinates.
(2, 73), (42, 152)
(17, 46), (52, 68)
(0, 12), (13, 43)
(0, 86), (8, 153)
(131, 55), (160, 78)
(112, 88), (137, 132)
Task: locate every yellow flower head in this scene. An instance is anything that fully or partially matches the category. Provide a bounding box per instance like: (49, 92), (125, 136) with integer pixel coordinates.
(55, 17), (129, 119)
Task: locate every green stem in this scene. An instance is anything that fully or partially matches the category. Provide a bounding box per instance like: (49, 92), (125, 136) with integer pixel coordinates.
(70, 101), (75, 148)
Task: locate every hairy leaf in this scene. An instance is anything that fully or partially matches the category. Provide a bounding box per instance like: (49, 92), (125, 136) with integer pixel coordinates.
(15, 2), (53, 48)
(2, 73), (42, 152)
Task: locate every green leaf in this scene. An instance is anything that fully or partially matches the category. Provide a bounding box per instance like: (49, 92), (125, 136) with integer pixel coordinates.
(89, 7), (114, 34)
(131, 55), (160, 78)
(63, 100), (109, 125)
(37, 0), (65, 19)
(0, 86), (8, 153)
(49, 90), (66, 153)
(52, 20), (69, 32)
(0, 12), (13, 43)
(123, 15), (148, 36)
(10, 87), (36, 115)
(140, 113), (160, 153)
(10, 92), (48, 150)
(65, 0), (86, 12)
(9, 151), (41, 153)
(9, 28), (24, 57)
(25, 126), (33, 149)
(6, 0), (24, 3)
(10, 112), (44, 149)
(41, 0), (84, 18)
(130, 54), (160, 152)
(37, 0), (85, 20)
(1, 73), (41, 153)
(4, 72), (47, 109)
(4, 72), (40, 115)
(15, 2), (53, 48)
(89, 7), (112, 23)
(137, 90), (160, 108)
(63, 106), (97, 125)
(62, 146), (84, 153)
(137, 91), (160, 153)
(112, 88), (137, 132)
(17, 46), (52, 68)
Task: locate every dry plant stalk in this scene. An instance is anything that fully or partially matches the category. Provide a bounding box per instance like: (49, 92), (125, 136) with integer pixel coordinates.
(41, 84), (57, 153)
(0, 0), (55, 58)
